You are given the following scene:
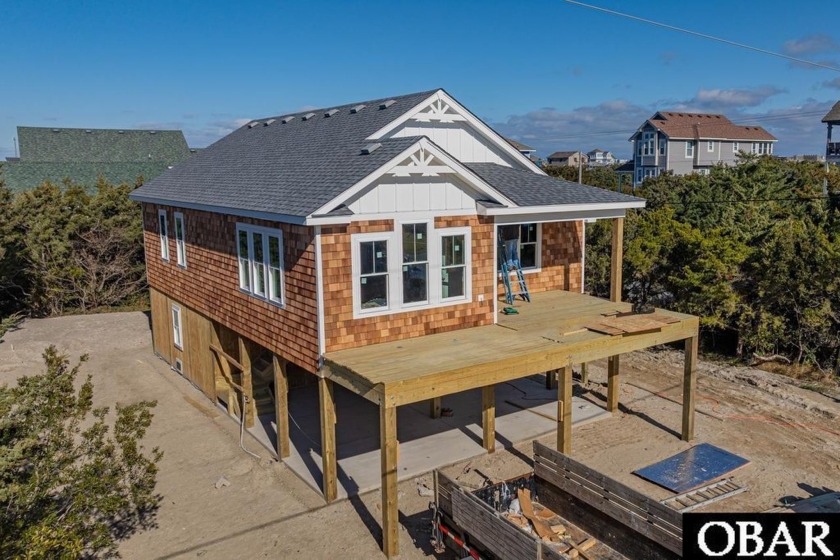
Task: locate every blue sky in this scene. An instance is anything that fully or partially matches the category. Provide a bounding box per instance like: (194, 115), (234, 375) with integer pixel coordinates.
(2, 0), (839, 160)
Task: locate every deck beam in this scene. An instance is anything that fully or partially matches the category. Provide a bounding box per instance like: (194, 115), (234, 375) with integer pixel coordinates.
(682, 336), (698, 441)
(557, 366), (572, 454)
(318, 377), (337, 503)
(380, 403), (399, 557)
(273, 355), (290, 459)
(481, 385), (495, 453)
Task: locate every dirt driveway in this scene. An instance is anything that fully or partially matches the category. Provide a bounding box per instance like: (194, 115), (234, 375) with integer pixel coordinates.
(1, 312), (838, 559)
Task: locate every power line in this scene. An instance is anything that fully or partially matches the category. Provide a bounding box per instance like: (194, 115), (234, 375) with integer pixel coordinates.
(563, 0), (840, 72)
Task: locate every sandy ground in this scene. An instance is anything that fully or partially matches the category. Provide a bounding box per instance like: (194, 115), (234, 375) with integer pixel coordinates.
(1, 312), (838, 559)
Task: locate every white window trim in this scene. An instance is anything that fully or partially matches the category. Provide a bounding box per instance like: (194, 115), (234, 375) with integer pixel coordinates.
(235, 223), (286, 307)
(351, 223), (473, 319)
(733, 142), (739, 153)
(174, 212), (187, 268)
(707, 140), (714, 152)
(171, 304), (183, 350)
(686, 141), (695, 158)
(158, 209), (169, 262)
(659, 139), (666, 156)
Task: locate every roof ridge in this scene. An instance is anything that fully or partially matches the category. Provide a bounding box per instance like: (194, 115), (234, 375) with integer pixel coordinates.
(17, 126), (185, 133)
(254, 88), (441, 123)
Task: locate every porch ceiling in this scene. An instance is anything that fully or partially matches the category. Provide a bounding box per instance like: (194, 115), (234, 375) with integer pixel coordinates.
(322, 290), (699, 408)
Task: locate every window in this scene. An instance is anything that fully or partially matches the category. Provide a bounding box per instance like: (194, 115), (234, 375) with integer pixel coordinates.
(659, 139), (666, 156)
(637, 139), (643, 156)
(642, 131), (655, 156)
(707, 140), (715, 152)
(236, 224), (284, 305)
(518, 224), (539, 269)
(686, 141), (695, 158)
(360, 239), (389, 310)
(441, 234), (466, 300)
(158, 209), (169, 261)
(352, 224), (471, 317)
(768, 143), (773, 155)
(636, 168), (643, 184)
(174, 212), (186, 267)
(172, 305), (183, 349)
(402, 223), (428, 304)
(751, 142), (758, 154)
(733, 142), (740, 153)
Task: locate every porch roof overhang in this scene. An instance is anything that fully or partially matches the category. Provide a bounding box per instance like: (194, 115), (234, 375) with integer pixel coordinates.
(321, 291), (699, 408)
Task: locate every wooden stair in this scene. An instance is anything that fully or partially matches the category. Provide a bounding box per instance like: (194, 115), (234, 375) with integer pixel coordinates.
(661, 478), (746, 512)
(251, 351), (276, 416)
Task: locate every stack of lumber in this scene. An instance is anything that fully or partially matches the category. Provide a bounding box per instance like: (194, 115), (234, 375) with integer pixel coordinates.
(584, 312), (680, 336)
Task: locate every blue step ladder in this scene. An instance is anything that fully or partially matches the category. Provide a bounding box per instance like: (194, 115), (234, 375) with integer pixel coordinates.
(498, 239), (530, 305)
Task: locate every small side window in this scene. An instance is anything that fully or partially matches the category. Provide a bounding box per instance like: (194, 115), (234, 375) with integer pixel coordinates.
(172, 305), (183, 349)
(174, 212), (187, 267)
(158, 209), (169, 261)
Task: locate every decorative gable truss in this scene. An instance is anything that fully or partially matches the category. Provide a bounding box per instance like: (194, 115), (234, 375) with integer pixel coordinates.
(308, 138), (517, 224)
(368, 90), (546, 173)
(390, 145), (455, 177)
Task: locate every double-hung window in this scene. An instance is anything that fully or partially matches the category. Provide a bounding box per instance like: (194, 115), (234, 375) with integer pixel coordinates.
(441, 233), (467, 300)
(236, 224), (284, 305)
(686, 141), (695, 158)
(359, 238), (389, 310)
(659, 139), (666, 156)
(402, 223), (428, 305)
(158, 209), (169, 261)
(642, 132), (654, 156)
(172, 305), (183, 349)
(707, 140), (715, 152)
(733, 142), (740, 153)
(174, 212), (186, 267)
(518, 224), (539, 269)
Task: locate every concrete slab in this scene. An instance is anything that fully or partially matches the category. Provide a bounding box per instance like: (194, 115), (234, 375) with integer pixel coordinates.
(249, 375), (609, 499)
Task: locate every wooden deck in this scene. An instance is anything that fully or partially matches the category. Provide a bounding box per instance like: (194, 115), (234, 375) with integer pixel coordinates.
(323, 290), (698, 408)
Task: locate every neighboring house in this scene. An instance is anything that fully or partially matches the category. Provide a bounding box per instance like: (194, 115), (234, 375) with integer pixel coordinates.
(546, 150), (588, 167)
(629, 112), (777, 186)
(822, 101), (840, 165)
(504, 137), (537, 160)
(129, 88), (700, 558)
(1, 126), (193, 191)
(586, 148), (617, 167)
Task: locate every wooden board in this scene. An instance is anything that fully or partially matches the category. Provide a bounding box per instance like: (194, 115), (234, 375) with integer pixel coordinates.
(452, 489), (541, 560)
(534, 442), (683, 556)
(585, 313), (682, 337)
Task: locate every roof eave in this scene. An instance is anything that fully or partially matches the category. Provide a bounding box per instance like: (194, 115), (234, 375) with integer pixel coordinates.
(129, 193), (308, 225)
(477, 199), (646, 216)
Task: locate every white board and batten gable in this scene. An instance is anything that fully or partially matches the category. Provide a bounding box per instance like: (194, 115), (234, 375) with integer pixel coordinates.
(367, 90), (541, 171)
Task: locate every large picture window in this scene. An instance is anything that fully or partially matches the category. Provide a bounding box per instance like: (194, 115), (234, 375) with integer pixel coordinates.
(402, 223), (428, 304)
(352, 224), (471, 318)
(236, 224), (284, 305)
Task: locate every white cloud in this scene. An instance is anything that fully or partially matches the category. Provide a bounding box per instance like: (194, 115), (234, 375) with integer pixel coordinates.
(667, 86), (785, 112)
(822, 77), (840, 90)
(782, 34), (840, 56)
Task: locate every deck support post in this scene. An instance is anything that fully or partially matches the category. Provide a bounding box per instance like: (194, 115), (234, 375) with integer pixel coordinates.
(237, 336), (256, 428)
(273, 355), (290, 459)
(557, 366), (572, 454)
(682, 336), (698, 441)
(580, 362), (588, 384)
(607, 356), (620, 412)
(545, 369), (557, 389)
(429, 397), (441, 419)
(318, 377), (337, 503)
(607, 217), (624, 414)
(380, 403), (399, 557)
(482, 385), (496, 453)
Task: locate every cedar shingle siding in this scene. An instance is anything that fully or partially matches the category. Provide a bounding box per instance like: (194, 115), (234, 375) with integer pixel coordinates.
(143, 204), (320, 372)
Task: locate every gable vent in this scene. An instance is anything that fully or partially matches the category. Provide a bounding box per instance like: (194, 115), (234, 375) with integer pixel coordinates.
(248, 121), (261, 128)
(325, 109), (339, 117)
(302, 112), (316, 121)
(264, 119), (276, 126)
(350, 104), (366, 113)
(361, 142), (381, 155)
(281, 116), (295, 124)
(379, 99), (396, 109)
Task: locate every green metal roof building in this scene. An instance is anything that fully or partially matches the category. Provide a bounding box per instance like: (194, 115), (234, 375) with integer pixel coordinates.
(2, 126), (194, 192)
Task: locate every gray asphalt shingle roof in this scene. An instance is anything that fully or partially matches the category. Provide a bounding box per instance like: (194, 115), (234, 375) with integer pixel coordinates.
(17, 127), (192, 163)
(822, 101), (840, 123)
(466, 163), (643, 207)
(131, 90), (438, 217)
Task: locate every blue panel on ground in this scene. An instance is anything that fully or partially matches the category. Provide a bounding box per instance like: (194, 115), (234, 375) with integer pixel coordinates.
(633, 443), (750, 494)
